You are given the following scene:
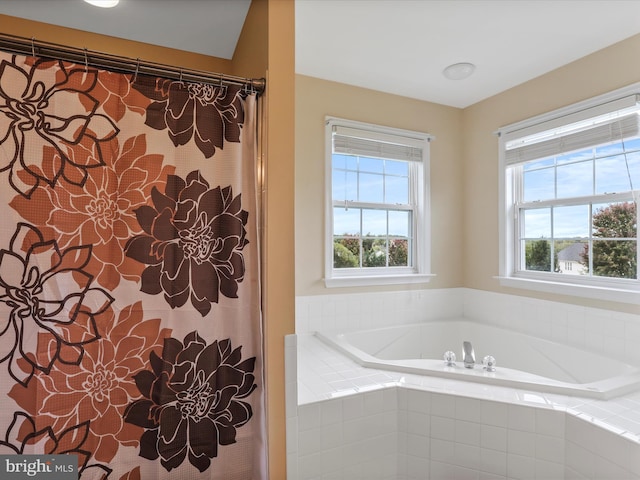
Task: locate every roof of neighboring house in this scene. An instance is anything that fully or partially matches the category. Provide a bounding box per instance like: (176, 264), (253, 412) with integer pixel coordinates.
(557, 243), (587, 262)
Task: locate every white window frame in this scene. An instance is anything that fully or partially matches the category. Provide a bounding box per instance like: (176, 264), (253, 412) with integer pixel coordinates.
(497, 84), (640, 304)
(324, 117), (434, 287)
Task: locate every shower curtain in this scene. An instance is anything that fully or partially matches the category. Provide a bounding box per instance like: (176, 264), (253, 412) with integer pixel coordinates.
(0, 51), (266, 479)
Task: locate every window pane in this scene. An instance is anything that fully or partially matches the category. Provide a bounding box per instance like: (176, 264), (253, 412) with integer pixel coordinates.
(557, 149), (593, 165)
(359, 156), (384, 174)
(389, 239), (409, 266)
(623, 137), (640, 150)
(385, 175), (409, 204)
(385, 159), (409, 176)
(333, 153), (359, 171)
(524, 239), (552, 272)
(596, 141), (625, 157)
(592, 202), (637, 238)
(523, 208), (551, 238)
(388, 210), (409, 237)
(333, 153), (349, 170)
(333, 237), (360, 268)
(557, 161), (593, 198)
(359, 173), (384, 203)
(592, 240), (637, 279)
(523, 168), (554, 202)
(334, 207), (360, 236)
(346, 155), (358, 171)
(362, 237), (387, 267)
(524, 157), (554, 171)
(595, 138), (640, 158)
(555, 240), (587, 275)
(332, 170), (357, 202)
(590, 201), (637, 278)
(553, 205), (589, 238)
(623, 150), (640, 190)
(595, 154), (634, 194)
(362, 209), (386, 236)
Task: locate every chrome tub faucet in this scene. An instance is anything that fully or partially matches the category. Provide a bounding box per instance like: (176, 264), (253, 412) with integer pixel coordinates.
(463, 341), (475, 369)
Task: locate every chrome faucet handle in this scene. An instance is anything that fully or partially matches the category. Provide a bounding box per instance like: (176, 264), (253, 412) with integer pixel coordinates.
(443, 350), (456, 367)
(483, 355), (496, 372)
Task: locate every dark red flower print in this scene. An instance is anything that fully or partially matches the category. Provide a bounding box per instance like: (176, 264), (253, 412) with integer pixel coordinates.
(0, 223), (114, 386)
(132, 76), (244, 158)
(9, 302), (171, 462)
(0, 412), (112, 479)
(0, 55), (119, 197)
(124, 170), (249, 317)
(10, 134), (175, 290)
(123, 332), (256, 473)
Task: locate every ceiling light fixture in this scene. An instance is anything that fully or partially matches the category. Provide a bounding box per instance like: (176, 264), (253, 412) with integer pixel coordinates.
(443, 62), (476, 80)
(84, 0), (120, 7)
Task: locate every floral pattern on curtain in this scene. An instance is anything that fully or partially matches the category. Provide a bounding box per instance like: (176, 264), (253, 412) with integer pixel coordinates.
(0, 51), (265, 479)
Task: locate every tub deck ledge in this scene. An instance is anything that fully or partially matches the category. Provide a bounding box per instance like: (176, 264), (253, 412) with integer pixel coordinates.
(296, 332), (640, 445)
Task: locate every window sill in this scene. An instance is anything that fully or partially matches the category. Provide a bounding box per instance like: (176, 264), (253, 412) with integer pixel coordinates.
(325, 273), (435, 288)
(496, 275), (640, 305)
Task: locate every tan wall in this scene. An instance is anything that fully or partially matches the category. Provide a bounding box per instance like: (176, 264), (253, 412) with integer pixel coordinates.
(1, 4), (295, 477)
(262, 2), (295, 479)
(233, 0), (268, 79)
(295, 75), (464, 296)
(0, 14), (233, 72)
(295, 34), (640, 316)
(233, 2), (295, 478)
(462, 33), (640, 315)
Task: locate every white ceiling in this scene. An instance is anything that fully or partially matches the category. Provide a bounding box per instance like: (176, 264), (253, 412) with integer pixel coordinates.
(2, 0), (640, 108)
(296, 0), (640, 108)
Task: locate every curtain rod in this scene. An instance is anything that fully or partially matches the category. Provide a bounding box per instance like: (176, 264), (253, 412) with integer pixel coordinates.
(0, 32), (266, 95)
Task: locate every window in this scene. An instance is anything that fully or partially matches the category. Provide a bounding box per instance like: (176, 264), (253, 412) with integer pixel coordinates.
(498, 88), (640, 303)
(325, 117), (433, 287)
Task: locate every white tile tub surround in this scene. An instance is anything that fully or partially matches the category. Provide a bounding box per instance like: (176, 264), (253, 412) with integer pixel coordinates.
(462, 289), (640, 366)
(285, 334), (299, 479)
(290, 333), (640, 479)
(296, 287), (640, 366)
(294, 387), (574, 479)
(290, 289), (640, 479)
(564, 414), (640, 480)
(296, 389), (399, 480)
(295, 288), (465, 334)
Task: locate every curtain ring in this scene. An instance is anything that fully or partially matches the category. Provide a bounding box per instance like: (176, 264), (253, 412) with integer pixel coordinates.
(31, 37), (35, 57)
(179, 69), (184, 84)
(83, 48), (89, 73)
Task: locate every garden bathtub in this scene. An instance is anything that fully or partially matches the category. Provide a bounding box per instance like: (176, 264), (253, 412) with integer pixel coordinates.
(316, 319), (640, 399)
